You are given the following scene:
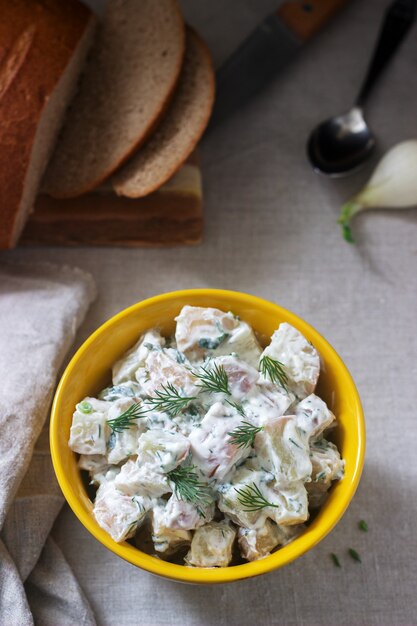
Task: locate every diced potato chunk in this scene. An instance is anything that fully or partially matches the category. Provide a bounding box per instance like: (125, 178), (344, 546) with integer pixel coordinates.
(254, 416), (312, 485)
(136, 349), (198, 397)
(114, 459), (170, 498)
(245, 380), (294, 425)
(112, 330), (165, 384)
(218, 460), (309, 529)
(217, 461), (272, 529)
(151, 500), (192, 553)
(162, 494), (214, 531)
(310, 438), (344, 484)
(238, 519), (290, 561)
(188, 402), (252, 480)
(78, 454), (108, 473)
(261, 323), (320, 399)
(175, 305), (262, 366)
(266, 481), (309, 526)
(213, 355), (259, 401)
(105, 398), (146, 464)
(93, 483), (151, 543)
(306, 438), (345, 508)
(69, 397), (109, 455)
(185, 522), (236, 567)
(295, 394), (335, 440)
(137, 429), (190, 473)
(78, 454), (120, 487)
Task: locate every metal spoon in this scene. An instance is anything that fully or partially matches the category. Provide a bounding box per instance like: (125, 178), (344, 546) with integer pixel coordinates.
(307, 0), (416, 176)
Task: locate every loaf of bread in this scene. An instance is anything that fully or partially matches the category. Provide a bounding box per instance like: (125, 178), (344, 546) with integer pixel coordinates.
(0, 0), (95, 249)
(111, 28), (215, 198)
(43, 0), (186, 199)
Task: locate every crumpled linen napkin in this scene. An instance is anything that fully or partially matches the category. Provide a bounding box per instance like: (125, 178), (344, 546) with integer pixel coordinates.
(0, 262), (97, 626)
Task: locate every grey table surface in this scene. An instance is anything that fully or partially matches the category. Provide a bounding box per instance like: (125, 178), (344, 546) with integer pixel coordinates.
(2, 0), (417, 624)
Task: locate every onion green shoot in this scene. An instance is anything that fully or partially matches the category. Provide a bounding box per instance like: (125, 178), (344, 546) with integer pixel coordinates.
(359, 519), (368, 532)
(260, 355), (289, 391)
(228, 421), (263, 449)
(106, 403), (148, 433)
(145, 382), (196, 417)
(331, 553), (341, 568)
(235, 483), (279, 512)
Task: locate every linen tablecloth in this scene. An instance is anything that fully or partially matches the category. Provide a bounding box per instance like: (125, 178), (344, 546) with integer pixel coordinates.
(1, 0), (417, 624)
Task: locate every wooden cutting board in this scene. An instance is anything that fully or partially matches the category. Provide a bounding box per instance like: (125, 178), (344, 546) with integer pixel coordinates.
(20, 152), (203, 247)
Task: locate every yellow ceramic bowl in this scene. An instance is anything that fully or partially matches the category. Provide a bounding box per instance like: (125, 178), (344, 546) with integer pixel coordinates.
(50, 289), (365, 584)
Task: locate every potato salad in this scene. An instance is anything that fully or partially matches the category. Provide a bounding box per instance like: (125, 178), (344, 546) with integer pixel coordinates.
(69, 306), (344, 567)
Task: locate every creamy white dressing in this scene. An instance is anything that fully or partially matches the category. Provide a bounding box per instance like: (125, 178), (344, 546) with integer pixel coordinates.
(69, 305), (344, 567)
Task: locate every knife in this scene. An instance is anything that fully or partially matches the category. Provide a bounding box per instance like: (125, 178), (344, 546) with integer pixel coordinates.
(209, 0), (351, 129)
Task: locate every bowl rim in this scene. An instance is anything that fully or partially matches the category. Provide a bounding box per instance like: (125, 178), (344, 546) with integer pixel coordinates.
(50, 288), (365, 584)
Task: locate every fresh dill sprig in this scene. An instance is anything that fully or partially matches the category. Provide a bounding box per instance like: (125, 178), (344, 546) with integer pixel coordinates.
(228, 421), (263, 449)
(348, 548), (362, 563)
(167, 465), (211, 510)
(235, 483), (279, 512)
(145, 382), (196, 417)
(226, 399), (245, 416)
(260, 355), (289, 390)
(331, 553), (341, 568)
(193, 363), (231, 395)
(106, 403), (148, 433)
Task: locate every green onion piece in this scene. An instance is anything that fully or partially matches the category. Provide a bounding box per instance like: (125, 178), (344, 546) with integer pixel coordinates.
(348, 548), (361, 563)
(359, 519), (368, 532)
(77, 401), (93, 414)
(331, 553), (341, 568)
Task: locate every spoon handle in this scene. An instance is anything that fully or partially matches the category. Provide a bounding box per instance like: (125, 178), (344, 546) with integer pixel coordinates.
(356, 0), (416, 107)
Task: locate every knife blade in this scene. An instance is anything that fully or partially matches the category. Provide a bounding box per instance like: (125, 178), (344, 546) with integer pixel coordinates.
(209, 0), (351, 129)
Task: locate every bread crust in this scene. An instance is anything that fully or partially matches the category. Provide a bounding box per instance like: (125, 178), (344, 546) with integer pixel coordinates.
(0, 0), (94, 249)
(112, 28), (215, 199)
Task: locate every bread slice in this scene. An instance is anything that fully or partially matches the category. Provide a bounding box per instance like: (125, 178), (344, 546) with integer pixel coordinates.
(0, 0), (95, 249)
(111, 28), (215, 199)
(43, 0), (185, 199)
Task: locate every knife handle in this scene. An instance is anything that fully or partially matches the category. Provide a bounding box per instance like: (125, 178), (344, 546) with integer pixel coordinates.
(278, 0), (350, 42)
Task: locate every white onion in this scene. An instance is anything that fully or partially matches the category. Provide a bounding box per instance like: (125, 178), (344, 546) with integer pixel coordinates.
(338, 140), (417, 242)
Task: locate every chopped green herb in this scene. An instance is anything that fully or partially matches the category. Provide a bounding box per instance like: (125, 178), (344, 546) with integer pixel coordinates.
(198, 334), (229, 350)
(259, 355), (289, 391)
(145, 382), (196, 417)
(288, 437), (302, 449)
(348, 548), (361, 563)
(359, 520), (368, 532)
(331, 553), (341, 568)
(228, 421), (263, 449)
(77, 400), (93, 414)
(106, 403), (148, 433)
(193, 363), (231, 395)
(235, 483), (279, 512)
(98, 385), (136, 401)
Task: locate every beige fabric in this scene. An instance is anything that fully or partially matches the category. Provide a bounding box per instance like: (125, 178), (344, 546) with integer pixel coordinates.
(0, 263), (96, 625)
(1, 0), (417, 624)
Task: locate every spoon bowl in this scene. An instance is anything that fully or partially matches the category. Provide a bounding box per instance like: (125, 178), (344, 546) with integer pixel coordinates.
(307, 107), (376, 176)
(307, 0), (416, 176)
